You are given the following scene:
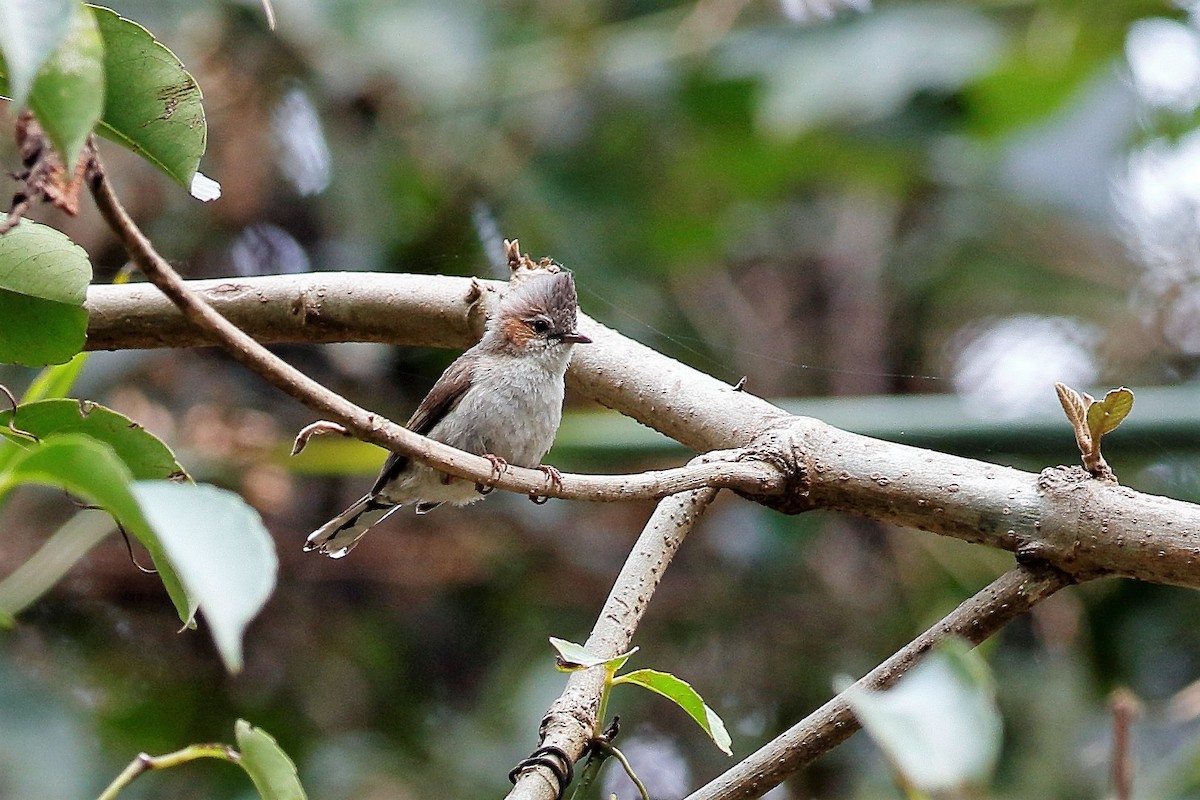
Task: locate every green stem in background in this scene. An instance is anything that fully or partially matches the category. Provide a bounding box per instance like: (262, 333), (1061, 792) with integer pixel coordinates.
(0, 510), (114, 623)
(95, 743), (239, 800)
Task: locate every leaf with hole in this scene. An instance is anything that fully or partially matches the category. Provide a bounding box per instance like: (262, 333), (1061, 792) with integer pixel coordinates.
(0, 221), (92, 366)
(235, 719), (307, 800)
(549, 637), (638, 673)
(0, 399), (187, 480)
(612, 668), (732, 755)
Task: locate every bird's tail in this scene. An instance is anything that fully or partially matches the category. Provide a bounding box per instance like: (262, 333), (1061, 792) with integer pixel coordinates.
(304, 495), (399, 559)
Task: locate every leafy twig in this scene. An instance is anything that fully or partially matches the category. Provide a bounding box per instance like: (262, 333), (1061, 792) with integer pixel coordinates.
(508, 478), (722, 800)
(1055, 383), (1134, 482)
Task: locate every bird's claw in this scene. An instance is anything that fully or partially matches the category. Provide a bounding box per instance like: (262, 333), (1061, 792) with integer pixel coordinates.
(528, 464), (563, 504)
(476, 454), (508, 494)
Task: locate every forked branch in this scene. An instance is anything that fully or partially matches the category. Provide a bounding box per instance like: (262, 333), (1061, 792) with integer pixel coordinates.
(508, 456), (725, 800)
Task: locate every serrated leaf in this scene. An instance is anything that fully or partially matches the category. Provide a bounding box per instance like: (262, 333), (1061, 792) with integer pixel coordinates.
(89, 5), (207, 188)
(612, 668), (732, 755)
(20, 352), (89, 403)
(25, 4), (104, 171)
(0, 221), (92, 366)
(0, 434), (193, 624)
(1087, 387), (1134, 439)
(843, 639), (1002, 794)
(0, 0), (76, 107)
(549, 637), (638, 673)
(235, 720), (307, 800)
(131, 482), (277, 673)
(0, 399), (187, 481)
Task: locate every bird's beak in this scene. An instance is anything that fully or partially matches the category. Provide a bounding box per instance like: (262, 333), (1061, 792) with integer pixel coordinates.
(560, 331), (592, 344)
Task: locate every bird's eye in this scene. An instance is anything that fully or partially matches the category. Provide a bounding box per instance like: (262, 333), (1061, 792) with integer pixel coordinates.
(530, 319), (551, 334)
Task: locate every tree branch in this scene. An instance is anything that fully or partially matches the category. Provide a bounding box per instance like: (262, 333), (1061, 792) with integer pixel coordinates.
(85, 163), (784, 504)
(85, 273), (792, 455)
(507, 460), (723, 800)
(85, 273), (1200, 590)
(684, 563), (1075, 800)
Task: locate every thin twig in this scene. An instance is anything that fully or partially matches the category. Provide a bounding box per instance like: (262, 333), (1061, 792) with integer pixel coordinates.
(0, 383), (39, 443)
(84, 157), (785, 505)
(683, 563), (1075, 800)
(95, 744), (238, 800)
(507, 463), (722, 800)
(1110, 688), (1140, 800)
(599, 742), (651, 800)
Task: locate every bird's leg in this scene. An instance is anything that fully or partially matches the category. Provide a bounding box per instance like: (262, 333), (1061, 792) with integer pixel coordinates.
(476, 453), (508, 494)
(528, 464), (563, 504)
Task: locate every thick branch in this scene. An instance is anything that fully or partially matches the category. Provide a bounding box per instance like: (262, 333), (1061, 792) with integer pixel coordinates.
(85, 170), (783, 504)
(85, 273), (791, 454)
(507, 464), (722, 800)
(773, 419), (1200, 588)
(85, 274), (1200, 590)
(685, 563), (1074, 800)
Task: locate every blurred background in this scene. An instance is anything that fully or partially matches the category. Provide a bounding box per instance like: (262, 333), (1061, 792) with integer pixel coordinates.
(5, 0), (1200, 797)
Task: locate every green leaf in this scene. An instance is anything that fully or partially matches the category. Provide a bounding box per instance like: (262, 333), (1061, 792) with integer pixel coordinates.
(612, 668), (732, 755)
(0, 509), (113, 623)
(0, 0), (76, 107)
(89, 5), (207, 189)
(25, 4), (104, 170)
(235, 720), (307, 800)
(549, 637), (638, 673)
(0, 221), (92, 366)
(0, 399), (188, 480)
(842, 638), (1002, 794)
(20, 352), (89, 403)
(1086, 387), (1135, 443)
(131, 482), (277, 673)
(0, 434), (193, 624)
(0, 290), (88, 367)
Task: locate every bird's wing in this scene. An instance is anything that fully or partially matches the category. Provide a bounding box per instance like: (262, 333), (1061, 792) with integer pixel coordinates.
(370, 358), (475, 495)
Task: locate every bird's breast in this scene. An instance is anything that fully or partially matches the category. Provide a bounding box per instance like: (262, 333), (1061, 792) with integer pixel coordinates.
(430, 354), (568, 467)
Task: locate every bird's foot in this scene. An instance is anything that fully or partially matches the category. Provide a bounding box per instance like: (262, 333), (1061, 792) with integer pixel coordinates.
(476, 453), (508, 494)
(528, 464), (563, 504)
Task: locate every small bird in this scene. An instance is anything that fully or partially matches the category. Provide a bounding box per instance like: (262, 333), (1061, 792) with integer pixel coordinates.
(304, 269), (591, 558)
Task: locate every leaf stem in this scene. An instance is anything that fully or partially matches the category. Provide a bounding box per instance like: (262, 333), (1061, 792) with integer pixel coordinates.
(598, 742), (650, 800)
(95, 743), (238, 800)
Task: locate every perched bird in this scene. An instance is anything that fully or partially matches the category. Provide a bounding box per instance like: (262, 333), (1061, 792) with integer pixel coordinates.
(304, 270), (591, 558)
